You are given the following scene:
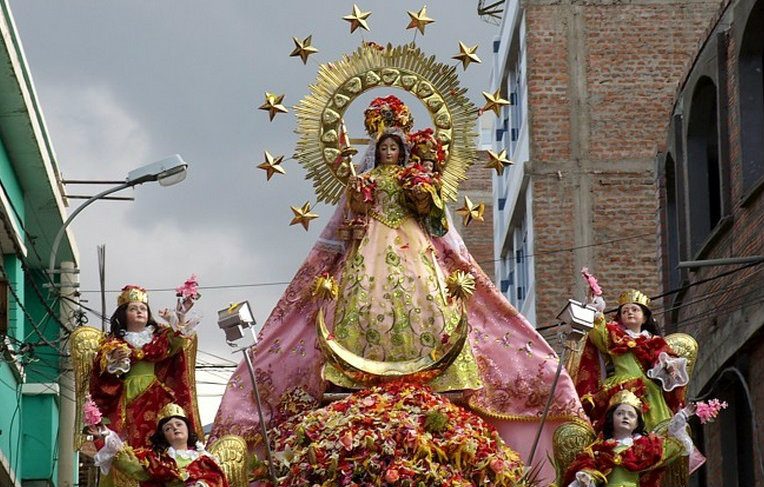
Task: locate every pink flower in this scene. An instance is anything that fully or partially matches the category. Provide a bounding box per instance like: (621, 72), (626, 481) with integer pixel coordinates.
(581, 267), (602, 296)
(339, 430), (354, 450)
(384, 468), (400, 483)
(489, 458), (505, 473)
(83, 395), (102, 426)
(175, 274), (200, 299)
(695, 399), (728, 424)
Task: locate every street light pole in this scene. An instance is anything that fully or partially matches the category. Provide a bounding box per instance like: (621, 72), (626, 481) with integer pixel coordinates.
(51, 155), (188, 487)
(47, 154), (189, 279)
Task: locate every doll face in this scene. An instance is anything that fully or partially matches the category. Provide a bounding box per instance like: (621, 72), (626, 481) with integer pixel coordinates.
(377, 137), (401, 165)
(162, 417), (189, 447)
(125, 302), (149, 329)
(612, 404), (639, 438)
(619, 303), (646, 331)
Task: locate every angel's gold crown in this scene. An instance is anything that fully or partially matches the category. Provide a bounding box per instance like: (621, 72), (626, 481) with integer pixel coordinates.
(608, 389), (643, 411)
(617, 289), (650, 308)
(157, 403), (186, 423)
(117, 285), (148, 307)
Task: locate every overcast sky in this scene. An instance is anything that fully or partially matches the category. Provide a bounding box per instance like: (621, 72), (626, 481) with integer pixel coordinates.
(9, 1), (500, 424)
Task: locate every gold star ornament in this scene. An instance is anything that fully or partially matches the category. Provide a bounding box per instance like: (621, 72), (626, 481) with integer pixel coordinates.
(257, 151), (286, 180)
(406, 6), (434, 35)
(290, 201), (319, 231)
(452, 42), (481, 70)
(481, 89), (511, 117)
(290, 35), (319, 64)
(258, 92), (288, 121)
(343, 4), (372, 33)
(455, 195), (485, 226)
(485, 149), (513, 176)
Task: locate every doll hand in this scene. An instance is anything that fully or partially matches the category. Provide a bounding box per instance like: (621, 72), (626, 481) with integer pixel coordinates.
(668, 410), (694, 455)
(86, 424), (106, 438)
(568, 471), (596, 487)
(105, 347), (131, 375)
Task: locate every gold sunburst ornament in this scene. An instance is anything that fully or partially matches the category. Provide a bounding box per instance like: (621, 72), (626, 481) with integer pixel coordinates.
(294, 42), (478, 204)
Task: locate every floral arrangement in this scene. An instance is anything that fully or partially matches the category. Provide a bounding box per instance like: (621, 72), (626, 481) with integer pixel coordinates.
(694, 398), (728, 424)
(176, 274), (200, 300)
(364, 95), (414, 136)
(83, 394), (103, 426)
(408, 128), (446, 170)
(264, 381), (525, 486)
(398, 163), (439, 191)
(349, 174), (377, 203)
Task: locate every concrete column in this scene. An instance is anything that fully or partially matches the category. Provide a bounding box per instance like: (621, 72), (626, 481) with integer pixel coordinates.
(58, 261), (79, 487)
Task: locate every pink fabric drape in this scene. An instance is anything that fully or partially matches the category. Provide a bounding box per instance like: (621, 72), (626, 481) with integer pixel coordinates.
(210, 203), (585, 483)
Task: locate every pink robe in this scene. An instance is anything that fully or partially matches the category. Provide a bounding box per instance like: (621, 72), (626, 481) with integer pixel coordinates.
(210, 195), (586, 482)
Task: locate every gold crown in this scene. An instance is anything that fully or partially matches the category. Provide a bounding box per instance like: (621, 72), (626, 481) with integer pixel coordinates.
(157, 403), (186, 423)
(117, 285), (149, 307)
(617, 289), (650, 308)
(608, 389), (643, 411)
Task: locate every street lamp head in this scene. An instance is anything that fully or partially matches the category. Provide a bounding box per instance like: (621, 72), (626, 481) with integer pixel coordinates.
(126, 154), (188, 187)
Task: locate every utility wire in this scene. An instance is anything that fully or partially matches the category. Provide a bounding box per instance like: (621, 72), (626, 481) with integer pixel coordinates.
(75, 232), (657, 295)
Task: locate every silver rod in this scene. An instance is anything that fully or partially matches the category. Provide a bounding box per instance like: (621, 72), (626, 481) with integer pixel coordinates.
(678, 256), (764, 268)
(61, 179), (126, 185)
(527, 327), (568, 467)
(65, 195), (135, 201)
(241, 348), (278, 483)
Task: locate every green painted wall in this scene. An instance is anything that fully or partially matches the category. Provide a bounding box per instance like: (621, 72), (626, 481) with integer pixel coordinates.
(0, 137), (24, 233)
(0, 363), (22, 483)
(21, 391), (58, 483)
(3, 254), (24, 342)
(24, 272), (61, 385)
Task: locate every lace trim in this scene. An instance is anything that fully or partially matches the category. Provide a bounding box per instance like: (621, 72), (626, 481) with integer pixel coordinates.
(123, 325), (155, 349)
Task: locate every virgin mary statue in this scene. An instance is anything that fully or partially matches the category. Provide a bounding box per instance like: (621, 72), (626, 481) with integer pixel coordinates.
(211, 90), (584, 482)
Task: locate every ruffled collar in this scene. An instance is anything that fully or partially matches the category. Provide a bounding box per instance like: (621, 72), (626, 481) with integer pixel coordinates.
(614, 434), (641, 447)
(623, 327), (651, 339)
(168, 442), (207, 461)
(123, 325), (155, 349)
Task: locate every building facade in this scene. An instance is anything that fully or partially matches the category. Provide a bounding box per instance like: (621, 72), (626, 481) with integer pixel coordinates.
(488, 0), (729, 330)
(0, 2), (78, 486)
(657, 0), (764, 484)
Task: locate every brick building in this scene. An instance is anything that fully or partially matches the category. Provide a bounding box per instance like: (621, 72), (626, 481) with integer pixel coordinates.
(657, 0), (764, 484)
(487, 0), (729, 331)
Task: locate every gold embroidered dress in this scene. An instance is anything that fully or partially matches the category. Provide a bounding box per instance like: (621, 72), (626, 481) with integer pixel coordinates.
(323, 164), (481, 391)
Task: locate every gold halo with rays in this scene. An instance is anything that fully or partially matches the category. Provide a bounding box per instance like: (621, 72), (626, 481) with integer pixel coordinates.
(294, 42), (478, 204)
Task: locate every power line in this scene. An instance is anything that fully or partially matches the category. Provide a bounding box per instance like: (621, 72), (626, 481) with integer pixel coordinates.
(79, 280), (293, 294)
(74, 232), (654, 295)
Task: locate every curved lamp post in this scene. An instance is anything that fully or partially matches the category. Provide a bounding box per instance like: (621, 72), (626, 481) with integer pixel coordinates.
(47, 154), (189, 278)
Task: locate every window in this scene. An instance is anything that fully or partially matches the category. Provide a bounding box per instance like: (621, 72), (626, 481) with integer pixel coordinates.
(686, 77), (722, 255)
(500, 211), (529, 310)
(505, 48), (525, 157)
(716, 374), (755, 486)
(738, 1), (764, 197)
(664, 154), (681, 292)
